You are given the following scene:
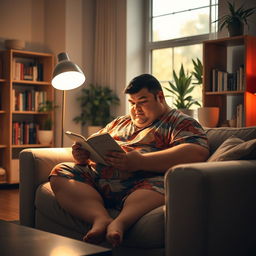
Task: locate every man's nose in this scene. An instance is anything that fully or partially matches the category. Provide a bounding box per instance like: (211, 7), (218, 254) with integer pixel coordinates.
(134, 103), (142, 110)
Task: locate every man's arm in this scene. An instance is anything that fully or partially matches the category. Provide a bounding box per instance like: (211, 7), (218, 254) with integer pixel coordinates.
(105, 143), (209, 173)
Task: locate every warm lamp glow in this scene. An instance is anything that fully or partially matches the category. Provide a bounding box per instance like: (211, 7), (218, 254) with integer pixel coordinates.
(52, 71), (85, 90)
(51, 52), (85, 90)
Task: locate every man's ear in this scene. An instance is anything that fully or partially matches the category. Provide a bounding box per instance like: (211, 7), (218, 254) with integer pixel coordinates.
(157, 91), (165, 102)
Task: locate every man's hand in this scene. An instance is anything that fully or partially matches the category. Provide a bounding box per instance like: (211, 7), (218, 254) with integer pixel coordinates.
(72, 143), (90, 165)
(104, 150), (143, 172)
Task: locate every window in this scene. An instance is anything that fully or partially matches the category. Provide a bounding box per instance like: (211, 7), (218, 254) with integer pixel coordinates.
(147, 0), (218, 108)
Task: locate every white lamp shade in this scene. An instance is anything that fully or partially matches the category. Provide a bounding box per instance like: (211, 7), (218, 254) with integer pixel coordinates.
(51, 52), (85, 90)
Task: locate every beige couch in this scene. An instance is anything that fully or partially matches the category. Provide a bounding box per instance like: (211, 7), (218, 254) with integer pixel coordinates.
(19, 127), (256, 256)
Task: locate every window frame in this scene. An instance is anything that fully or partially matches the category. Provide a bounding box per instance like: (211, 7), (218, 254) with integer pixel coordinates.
(145, 0), (218, 73)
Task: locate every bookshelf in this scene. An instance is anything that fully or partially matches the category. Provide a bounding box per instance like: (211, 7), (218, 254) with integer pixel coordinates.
(203, 35), (256, 127)
(0, 49), (54, 184)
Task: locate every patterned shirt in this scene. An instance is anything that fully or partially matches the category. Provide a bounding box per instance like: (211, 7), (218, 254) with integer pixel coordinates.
(90, 108), (209, 178)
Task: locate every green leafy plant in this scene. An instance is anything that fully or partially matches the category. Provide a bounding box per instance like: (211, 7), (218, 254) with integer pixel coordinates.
(73, 84), (120, 126)
(214, 1), (256, 31)
(38, 100), (57, 130)
(164, 64), (201, 109)
(191, 58), (203, 85)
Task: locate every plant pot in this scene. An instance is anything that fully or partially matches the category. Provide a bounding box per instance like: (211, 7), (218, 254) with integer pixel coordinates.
(179, 109), (195, 118)
(37, 130), (53, 145)
(198, 107), (219, 128)
(228, 19), (244, 37)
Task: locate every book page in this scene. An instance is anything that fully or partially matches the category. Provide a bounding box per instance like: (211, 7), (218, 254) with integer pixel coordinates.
(87, 133), (124, 158)
(65, 131), (123, 165)
(65, 131), (107, 165)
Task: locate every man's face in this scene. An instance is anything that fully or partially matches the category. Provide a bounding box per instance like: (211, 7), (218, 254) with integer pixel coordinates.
(128, 88), (166, 128)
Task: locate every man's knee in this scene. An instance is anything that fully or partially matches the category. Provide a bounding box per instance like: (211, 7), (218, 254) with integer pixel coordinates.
(49, 175), (67, 194)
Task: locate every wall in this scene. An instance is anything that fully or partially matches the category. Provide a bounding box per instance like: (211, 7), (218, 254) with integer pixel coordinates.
(0, 0), (45, 51)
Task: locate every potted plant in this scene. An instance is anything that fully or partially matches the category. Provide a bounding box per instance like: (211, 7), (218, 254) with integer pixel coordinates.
(214, 1), (256, 37)
(37, 100), (56, 144)
(191, 58), (203, 85)
(73, 84), (120, 135)
(164, 64), (201, 117)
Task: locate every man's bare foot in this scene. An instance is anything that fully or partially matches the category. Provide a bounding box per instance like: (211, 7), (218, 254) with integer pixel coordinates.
(106, 221), (124, 247)
(83, 218), (112, 244)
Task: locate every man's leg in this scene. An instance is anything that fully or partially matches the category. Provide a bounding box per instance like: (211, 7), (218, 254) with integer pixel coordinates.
(106, 189), (164, 247)
(50, 176), (113, 244)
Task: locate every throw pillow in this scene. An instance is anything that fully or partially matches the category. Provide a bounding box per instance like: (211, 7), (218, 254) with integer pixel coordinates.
(207, 136), (256, 162)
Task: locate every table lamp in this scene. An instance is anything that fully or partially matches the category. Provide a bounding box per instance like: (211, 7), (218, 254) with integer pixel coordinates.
(52, 52), (86, 146)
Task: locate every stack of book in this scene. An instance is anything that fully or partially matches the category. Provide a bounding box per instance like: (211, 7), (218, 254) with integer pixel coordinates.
(12, 58), (43, 81)
(12, 89), (47, 111)
(211, 66), (244, 92)
(12, 122), (38, 145)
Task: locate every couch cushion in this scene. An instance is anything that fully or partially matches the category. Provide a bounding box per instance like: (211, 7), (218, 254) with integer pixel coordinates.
(35, 182), (90, 238)
(35, 182), (164, 248)
(208, 136), (256, 162)
(205, 126), (256, 154)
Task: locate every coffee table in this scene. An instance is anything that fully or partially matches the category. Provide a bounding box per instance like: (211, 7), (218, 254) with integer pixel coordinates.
(0, 220), (112, 255)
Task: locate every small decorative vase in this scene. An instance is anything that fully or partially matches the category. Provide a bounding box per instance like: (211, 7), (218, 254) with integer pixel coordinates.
(37, 130), (53, 145)
(198, 107), (219, 128)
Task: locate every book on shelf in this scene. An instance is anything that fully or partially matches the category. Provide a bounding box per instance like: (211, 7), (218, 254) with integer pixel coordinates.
(12, 122), (38, 145)
(211, 65), (244, 92)
(12, 57), (44, 81)
(65, 131), (124, 165)
(12, 89), (47, 111)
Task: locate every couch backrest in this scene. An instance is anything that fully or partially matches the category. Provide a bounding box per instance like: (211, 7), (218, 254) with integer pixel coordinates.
(205, 126), (256, 154)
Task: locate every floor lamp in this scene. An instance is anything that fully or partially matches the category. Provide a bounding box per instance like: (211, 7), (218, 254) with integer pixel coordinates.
(51, 52), (86, 147)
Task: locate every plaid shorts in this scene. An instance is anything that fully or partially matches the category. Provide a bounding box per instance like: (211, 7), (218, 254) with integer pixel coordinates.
(49, 162), (164, 209)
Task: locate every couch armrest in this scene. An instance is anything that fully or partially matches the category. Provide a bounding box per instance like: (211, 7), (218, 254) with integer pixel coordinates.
(19, 148), (73, 227)
(165, 160), (256, 256)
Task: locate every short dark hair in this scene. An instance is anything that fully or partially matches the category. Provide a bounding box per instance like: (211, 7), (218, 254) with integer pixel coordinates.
(124, 74), (163, 96)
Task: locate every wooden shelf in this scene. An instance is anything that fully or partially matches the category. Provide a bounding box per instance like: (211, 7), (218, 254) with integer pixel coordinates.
(12, 111), (50, 115)
(9, 49), (53, 57)
(12, 80), (51, 85)
(203, 35), (256, 127)
(0, 49), (54, 184)
(12, 144), (52, 148)
(205, 91), (244, 95)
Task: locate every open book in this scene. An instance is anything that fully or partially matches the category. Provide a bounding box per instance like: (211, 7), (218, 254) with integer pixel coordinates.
(65, 131), (124, 165)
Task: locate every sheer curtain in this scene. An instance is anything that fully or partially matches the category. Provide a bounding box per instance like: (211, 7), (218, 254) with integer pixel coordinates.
(93, 0), (118, 90)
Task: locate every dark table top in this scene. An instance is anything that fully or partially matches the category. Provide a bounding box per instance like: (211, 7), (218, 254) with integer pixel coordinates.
(0, 220), (112, 256)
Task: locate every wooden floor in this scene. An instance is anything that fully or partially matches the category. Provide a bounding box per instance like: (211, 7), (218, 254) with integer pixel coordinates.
(0, 184), (19, 221)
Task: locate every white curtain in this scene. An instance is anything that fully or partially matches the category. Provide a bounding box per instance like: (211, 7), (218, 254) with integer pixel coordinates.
(93, 0), (118, 90)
